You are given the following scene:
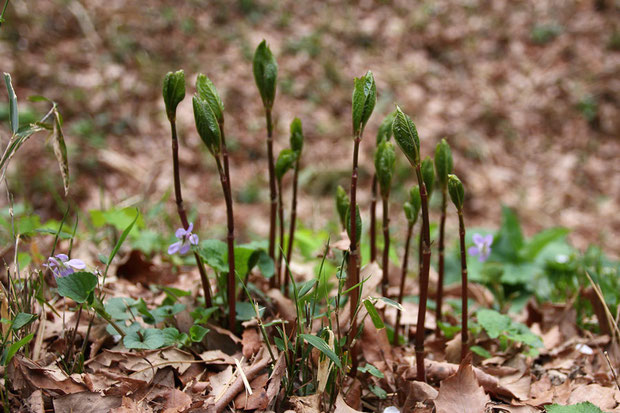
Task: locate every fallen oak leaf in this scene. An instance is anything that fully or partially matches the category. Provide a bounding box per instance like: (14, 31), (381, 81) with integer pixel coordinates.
(434, 359), (490, 413)
(52, 391), (122, 413)
(334, 393), (364, 413)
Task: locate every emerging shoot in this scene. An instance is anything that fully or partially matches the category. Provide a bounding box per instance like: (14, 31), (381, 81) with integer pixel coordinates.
(434, 138), (453, 333)
(374, 141), (395, 297)
(162, 70), (212, 308)
(253, 40), (279, 283)
(448, 173), (468, 361)
(392, 105), (431, 382)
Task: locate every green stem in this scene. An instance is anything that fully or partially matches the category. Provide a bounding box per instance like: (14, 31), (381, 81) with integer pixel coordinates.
(0, 0), (9, 27)
(348, 133), (362, 375)
(276, 178), (285, 290)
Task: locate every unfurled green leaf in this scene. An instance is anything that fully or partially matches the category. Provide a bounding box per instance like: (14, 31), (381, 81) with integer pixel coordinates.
(376, 111), (395, 145)
(421, 156), (435, 198)
(335, 185), (349, 229)
(196, 74), (224, 124)
(434, 138), (453, 188)
(520, 227), (570, 261)
(236, 301), (264, 321)
(4, 72), (18, 135)
(253, 40), (278, 109)
(11, 313), (37, 331)
(193, 95), (221, 156)
(198, 239), (228, 273)
(162, 70), (185, 121)
(392, 106), (420, 166)
(364, 299), (384, 329)
(494, 206), (525, 263)
(189, 324), (209, 342)
(358, 363), (384, 378)
(104, 209), (139, 278)
(545, 402), (603, 413)
(447, 174), (464, 211)
(345, 203), (362, 247)
(377, 296), (403, 311)
(275, 148), (297, 181)
(374, 141), (395, 198)
(2, 334), (33, 366)
(290, 117), (304, 153)
(56, 272), (98, 304)
(369, 384), (387, 399)
(470, 345), (492, 359)
(299, 333), (342, 369)
(105, 297), (139, 321)
(352, 71), (376, 136)
(123, 328), (166, 350)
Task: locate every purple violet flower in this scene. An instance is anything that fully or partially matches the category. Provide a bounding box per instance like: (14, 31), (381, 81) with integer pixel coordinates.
(44, 254), (87, 277)
(168, 222), (199, 255)
(468, 233), (493, 262)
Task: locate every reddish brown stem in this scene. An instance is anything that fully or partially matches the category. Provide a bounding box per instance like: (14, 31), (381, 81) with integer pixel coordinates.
(276, 179), (285, 290)
(436, 189), (447, 334)
(381, 195), (390, 297)
(370, 174), (377, 262)
(458, 211), (468, 361)
(348, 135), (362, 375)
(414, 165), (431, 382)
(394, 221), (414, 345)
(284, 159), (300, 296)
(265, 109), (277, 288)
(170, 120), (212, 307)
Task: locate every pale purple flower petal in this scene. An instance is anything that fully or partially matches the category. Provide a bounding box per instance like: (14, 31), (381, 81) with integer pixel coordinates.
(169, 222), (197, 256)
(65, 259), (86, 270)
(55, 253), (69, 262)
(472, 233), (484, 245)
(469, 233), (493, 263)
(179, 242), (191, 255)
(168, 241), (182, 255)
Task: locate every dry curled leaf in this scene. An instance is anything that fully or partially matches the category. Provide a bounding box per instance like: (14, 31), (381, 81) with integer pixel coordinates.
(434, 361), (490, 413)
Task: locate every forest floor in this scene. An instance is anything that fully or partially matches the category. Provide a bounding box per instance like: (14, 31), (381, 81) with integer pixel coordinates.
(1, 0), (620, 412)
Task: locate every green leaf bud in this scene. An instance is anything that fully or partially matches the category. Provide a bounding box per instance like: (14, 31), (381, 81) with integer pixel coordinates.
(275, 149), (297, 181)
(434, 138), (453, 189)
(196, 74), (224, 124)
(352, 71), (376, 136)
(345, 203), (362, 246)
(336, 186), (349, 229)
(392, 106), (420, 166)
(404, 186), (421, 224)
(163, 70), (185, 122)
(253, 40), (278, 110)
(192, 95), (221, 156)
(290, 117), (304, 153)
(376, 111), (396, 145)
(374, 141), (396, 198)
(421, 156), (435, 198)
(448, 174), (465, 211)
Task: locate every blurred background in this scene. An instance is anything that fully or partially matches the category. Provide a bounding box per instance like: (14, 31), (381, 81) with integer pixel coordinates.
(1, 0), (618, 256)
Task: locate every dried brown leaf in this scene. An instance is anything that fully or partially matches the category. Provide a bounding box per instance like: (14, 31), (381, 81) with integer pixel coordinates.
(434, 361), (490, 413)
